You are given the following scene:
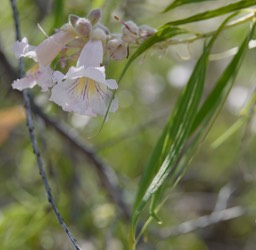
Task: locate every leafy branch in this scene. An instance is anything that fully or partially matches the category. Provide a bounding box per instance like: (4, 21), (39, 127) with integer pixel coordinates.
(10, 0), (80, 249)
(128, 8), (256, 247)
(0, 37), (130, 220)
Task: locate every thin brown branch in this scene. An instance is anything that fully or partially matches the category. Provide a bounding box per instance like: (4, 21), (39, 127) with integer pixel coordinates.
(10, 1), (81, 249)
(0, 41), (131, 221)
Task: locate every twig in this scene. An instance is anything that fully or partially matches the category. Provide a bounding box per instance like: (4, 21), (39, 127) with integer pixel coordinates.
(214, 182), (236, 212)
(9, 1), (81, 249)
(158, 206), (245, 238)
(0, 44), (131, 221)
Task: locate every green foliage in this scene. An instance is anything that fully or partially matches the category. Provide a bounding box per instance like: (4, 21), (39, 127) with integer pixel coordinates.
(1, 0), (256, 250)
(165, 0), (256, 25)
(130, 13), (256, 244)
(0, 202), (51, 249)
(53, 0), (64, 28)
(163, 0), (215, 12)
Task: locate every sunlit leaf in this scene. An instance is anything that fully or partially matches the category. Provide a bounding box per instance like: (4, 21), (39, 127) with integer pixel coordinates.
(165, 0), (256, 25)
(131, 48), (208, 240)
(166, 22), (255, 189)
(130, 12), (242, 244)
(190, 25), (255, 134)
(163, 0), (214, 12)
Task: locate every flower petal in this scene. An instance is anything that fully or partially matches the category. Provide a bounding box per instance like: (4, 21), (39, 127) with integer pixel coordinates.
(12, 76), (37, 91)
(65, 66), (86, 79)
(49, 77), (118, 116)
(53, 70), (65, 82)
(37, 65), (54, 92)
(50, 79), (97, 116)
(12, 64), (54, 92)
(83, 66), (106, 84)
(85, 83), (117, 116)
(77, 40), (103, 68)
(105, 79), (118, 89)
(13, 37), (37, 61)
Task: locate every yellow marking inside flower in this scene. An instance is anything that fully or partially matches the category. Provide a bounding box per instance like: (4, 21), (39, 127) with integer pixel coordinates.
(72, 77), (97, 98)
(27, 63), (39, 75)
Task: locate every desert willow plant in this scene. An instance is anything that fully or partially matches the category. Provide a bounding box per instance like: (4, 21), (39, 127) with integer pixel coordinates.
(9, 0), (256, 249)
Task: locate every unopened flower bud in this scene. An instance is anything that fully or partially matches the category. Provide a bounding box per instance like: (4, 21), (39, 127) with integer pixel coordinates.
(139, 25), (156, 38)
(87, 9), (102, 26)
(107, 39), (127, 61)
(91, 28), (107, 44)
(74, 18), (92, 37)
(122, 21), (139, 43)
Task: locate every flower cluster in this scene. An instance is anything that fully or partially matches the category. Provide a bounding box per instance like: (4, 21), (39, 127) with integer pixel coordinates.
(12, 9), (156, 116)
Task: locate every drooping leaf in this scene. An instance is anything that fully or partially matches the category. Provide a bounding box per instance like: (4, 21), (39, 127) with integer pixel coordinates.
(131, 48), (208, 238)
(190, 24), (255, 134)
(166, 22), (255, 191)
(130, 12), (248, 244)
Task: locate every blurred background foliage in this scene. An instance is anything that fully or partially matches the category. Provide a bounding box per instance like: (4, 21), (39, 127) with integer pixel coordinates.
(1, 0), (256, 249)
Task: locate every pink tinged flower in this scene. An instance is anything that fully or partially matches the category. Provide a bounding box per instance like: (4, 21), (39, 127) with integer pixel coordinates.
(13, 37), (37, 60)
(35, 29), (76, 66)
(12, 27), (76, 92)
(12, 64), (53, 92)
(13, 29), (76, 66)
(50, 40), (118, 116)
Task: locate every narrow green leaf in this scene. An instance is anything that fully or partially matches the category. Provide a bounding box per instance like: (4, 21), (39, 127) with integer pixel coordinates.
(211, 119), (245, 149)
(132, 48), (208, 241)
(163, 0), (214, 12)
(190, 24), (255, 134)
(168, 22), (255, 187)
(131, 12), (241, 242)
(165, 0), (256, 25)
